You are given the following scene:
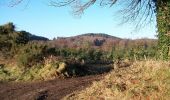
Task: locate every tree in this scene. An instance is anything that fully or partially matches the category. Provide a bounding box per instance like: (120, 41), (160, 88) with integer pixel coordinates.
(0, 22), (29, 57)
(157, 0), (170, 59)
(4, 0), (170, 59)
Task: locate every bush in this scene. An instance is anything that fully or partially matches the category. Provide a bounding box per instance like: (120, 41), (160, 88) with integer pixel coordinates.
(17, 42), (48, 68)
(0, 23), (30, 58)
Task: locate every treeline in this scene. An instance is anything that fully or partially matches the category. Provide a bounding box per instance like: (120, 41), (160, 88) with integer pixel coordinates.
(0, 23), (158, 69)
(16, 41), (158, 71)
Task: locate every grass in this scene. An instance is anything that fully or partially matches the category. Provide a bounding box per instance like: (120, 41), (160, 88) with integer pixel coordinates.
(64, 60), (170, 100)
(0, 57), (104, 82)
(0, 65), (23, 82)
(0, 58), (62, 82)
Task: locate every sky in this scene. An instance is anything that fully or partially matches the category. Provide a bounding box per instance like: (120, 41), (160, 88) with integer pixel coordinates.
(0, 0), (157, 39)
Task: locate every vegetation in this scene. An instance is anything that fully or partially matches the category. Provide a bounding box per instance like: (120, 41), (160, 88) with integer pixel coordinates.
(0, 23), (159, 82)
(157, 0), (170, 60)
(17, 42), (48, 67)
(64, 60), (170, 100)
(0, 23), (29, 58)
(0, 1), (169, 99)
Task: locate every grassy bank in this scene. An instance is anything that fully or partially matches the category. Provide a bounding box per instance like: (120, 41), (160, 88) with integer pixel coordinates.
(64, 60), (170, 100)
(0, 58), (113, 82)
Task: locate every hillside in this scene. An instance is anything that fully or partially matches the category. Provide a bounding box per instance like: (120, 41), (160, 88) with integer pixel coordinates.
(52, 33), (121, 48)
(28, 33), (49, 41)
(50, 33), (157, 51)
(80, 33), (120, 38)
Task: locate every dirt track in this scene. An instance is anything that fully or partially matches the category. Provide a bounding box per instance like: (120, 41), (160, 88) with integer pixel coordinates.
(0, 74), (105, 100)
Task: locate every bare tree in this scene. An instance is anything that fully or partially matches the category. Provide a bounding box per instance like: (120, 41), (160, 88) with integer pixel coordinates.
(3, 0), (24, 7)
(48, 0), (157, 29)
(5, 0), (157, 28)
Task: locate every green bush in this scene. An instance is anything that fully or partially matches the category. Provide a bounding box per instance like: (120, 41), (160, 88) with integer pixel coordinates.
(0, 23), (30, 58)
(17, 42), (48, 68)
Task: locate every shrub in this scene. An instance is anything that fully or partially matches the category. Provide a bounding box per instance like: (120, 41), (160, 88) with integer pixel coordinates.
(17, 42), (48, 68)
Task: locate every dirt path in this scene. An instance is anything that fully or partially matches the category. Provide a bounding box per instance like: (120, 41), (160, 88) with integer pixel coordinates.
(0, 74), (105, 100)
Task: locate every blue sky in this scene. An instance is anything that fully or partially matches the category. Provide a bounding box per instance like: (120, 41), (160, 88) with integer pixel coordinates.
(0, 0), (157, 39)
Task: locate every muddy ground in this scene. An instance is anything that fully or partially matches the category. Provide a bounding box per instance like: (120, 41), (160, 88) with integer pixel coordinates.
(0, 74), (105, 100)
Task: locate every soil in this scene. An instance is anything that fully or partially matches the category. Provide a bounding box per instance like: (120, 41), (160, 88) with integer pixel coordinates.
(0, 74), (105, 100)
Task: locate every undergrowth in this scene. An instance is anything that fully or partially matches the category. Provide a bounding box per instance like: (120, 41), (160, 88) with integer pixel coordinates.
(0, 58), (65, 82)
(64, 60), (170, 100)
